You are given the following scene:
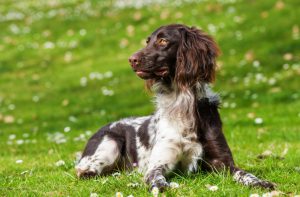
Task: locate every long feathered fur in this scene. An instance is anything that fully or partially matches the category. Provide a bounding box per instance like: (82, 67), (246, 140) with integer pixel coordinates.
(75, 24), (275, 192)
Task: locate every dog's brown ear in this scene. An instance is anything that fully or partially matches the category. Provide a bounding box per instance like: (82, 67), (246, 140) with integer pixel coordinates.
(175, 26), (220, 90)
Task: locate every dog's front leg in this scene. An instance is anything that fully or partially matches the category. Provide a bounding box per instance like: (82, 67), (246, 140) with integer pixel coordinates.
(144, 140), (180, 192)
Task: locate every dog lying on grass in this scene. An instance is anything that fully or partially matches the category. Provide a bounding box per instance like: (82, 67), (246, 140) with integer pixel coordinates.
(75, 24), (275, 192)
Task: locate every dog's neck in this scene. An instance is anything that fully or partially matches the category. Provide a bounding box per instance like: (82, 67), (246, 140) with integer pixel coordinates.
(152, 81), (207, 130)
(152, 80), (207, 99)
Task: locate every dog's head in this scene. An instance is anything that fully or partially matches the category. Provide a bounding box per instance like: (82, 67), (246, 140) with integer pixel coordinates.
(129, 24), (220, 91)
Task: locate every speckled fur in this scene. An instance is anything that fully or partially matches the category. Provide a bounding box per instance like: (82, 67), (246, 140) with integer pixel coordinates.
(75, 84), (211, 177)
(76, 24), (275, 191)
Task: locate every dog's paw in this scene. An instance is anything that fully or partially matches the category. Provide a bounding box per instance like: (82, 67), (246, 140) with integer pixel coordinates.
(149, 175), (169, 192)
(254, 180), (276, 190)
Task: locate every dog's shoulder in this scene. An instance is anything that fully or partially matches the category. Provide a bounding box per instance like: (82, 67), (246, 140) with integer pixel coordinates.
(197, 84), (220, 107)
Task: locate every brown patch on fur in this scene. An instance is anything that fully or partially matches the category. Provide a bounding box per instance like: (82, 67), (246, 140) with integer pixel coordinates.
(129, 24), (220, 92)
(175, 26), (220, 91)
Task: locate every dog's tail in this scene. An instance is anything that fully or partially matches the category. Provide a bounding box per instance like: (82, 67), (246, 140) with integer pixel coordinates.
(230, 166), (276, 190)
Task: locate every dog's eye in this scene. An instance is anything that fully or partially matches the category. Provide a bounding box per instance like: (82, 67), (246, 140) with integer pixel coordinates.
(157, 38), (168, 46)
(146, 37), (150, 44)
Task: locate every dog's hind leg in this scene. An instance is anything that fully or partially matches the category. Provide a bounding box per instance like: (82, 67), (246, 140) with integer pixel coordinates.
(76, 135), (121, 178)
(231, 166), (276, 190)
(198, 99), (276, 190)
(201, 142), (276, 190)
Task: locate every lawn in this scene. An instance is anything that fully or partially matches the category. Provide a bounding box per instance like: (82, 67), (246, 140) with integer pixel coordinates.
(0, 0), (299, 196)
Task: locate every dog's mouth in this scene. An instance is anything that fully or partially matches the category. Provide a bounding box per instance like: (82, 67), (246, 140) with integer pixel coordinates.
(135, 70), (151, 79)
(134, 67), (169, 79)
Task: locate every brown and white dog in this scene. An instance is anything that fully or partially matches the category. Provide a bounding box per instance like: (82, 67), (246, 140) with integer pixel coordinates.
(75, 24), (275, 191)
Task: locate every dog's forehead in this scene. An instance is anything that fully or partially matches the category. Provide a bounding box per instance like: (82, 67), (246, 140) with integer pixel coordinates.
(150, 25), (181, 38)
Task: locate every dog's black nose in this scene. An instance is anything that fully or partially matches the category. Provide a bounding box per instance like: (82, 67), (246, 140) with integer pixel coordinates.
(129, 53), (140, 69)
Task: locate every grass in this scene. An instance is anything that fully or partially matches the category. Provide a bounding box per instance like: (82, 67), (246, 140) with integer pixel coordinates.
(0, 0), (299, 196)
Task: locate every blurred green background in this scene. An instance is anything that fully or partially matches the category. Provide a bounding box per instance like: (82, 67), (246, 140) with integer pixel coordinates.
(0, 0), (299, 196)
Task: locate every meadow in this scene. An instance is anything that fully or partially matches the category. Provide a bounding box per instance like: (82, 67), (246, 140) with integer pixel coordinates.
(0, 0), (299, 196)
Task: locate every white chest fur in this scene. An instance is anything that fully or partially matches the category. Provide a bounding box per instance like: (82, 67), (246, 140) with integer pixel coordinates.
(154, 114), (203, 172)
(139, 89), (203, 173)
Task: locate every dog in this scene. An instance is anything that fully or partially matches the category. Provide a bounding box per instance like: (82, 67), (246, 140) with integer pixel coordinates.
(75, 24), (275, 191)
